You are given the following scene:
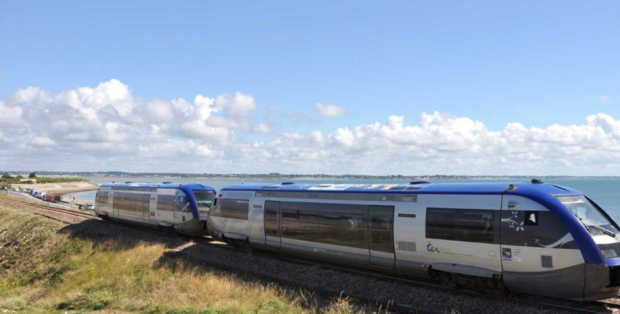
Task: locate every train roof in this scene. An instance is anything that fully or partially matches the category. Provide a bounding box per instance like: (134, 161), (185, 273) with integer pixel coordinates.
(220, 181), (582, 196)
(99, 182), (216, 190)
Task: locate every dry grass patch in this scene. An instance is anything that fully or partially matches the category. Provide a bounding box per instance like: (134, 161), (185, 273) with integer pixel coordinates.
(0, 204), (386, 314)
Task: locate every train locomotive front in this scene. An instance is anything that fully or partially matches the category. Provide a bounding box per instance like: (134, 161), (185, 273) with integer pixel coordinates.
(95, 182), (216, 235)
(207, 181), (620, 301)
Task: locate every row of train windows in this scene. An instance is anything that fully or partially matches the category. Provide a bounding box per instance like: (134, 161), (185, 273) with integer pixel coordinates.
(105, 192), (190, 213)
(157, 195), (190, 212)
(280, 208), (366, 249)
(264, 201), (394, 252)
(113, 192), (150, 215)
(219, 199), (250, 220)
(425, 208), (496, 244)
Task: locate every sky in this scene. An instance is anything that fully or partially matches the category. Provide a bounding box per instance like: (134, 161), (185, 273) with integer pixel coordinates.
(0, 1), (619, 175)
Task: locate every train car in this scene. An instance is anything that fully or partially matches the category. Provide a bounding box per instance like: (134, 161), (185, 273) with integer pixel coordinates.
(207, 180), (620, 301)
(95, 182), (216, 235)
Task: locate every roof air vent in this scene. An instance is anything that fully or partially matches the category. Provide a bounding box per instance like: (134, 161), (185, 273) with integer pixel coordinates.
(531, 178), (543, 184)
(163, 182), (172, 184)
(281, 182), (295, 185)
(507, 184), (517, 191)
(409, 181), (431, 185)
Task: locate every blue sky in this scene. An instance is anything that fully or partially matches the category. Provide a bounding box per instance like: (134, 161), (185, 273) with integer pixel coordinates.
(1, 1), (620, 174)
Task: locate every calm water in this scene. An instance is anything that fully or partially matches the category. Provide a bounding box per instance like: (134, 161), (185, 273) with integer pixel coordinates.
(67, 177), (620, 221)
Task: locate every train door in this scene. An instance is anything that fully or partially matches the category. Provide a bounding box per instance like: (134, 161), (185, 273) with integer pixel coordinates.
(369, 206), (395, 268)
(173, 193), (192, 225)
(142, 194), (151, 221)
(264, 201), (281, 248)
(111, 192), (118, 218)
(107, 192), (113, 215)
(156, 193), (175, 225)
(148, 193), (157, 224)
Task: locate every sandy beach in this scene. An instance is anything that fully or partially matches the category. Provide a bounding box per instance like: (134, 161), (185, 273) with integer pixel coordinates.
(10, 181), (99, 195)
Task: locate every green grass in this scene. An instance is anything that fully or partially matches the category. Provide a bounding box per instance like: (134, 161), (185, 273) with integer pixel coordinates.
(0, 203), (380, 314)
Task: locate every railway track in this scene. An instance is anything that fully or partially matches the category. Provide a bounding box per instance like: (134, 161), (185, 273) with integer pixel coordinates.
(0, 194), (97, 221)
(2, 193), (619, 314)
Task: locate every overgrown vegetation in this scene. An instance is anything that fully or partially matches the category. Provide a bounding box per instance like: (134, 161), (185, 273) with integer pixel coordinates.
(0, 176), (86, 188)
(0, 203), (379, 314)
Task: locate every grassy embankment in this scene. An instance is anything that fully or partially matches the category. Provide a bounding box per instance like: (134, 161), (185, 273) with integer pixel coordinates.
(0, 203), (369, 314)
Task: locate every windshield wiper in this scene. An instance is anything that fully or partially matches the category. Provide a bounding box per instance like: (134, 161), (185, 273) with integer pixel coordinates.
(589, 224), (617, 238)
(577, 217), (592, 234)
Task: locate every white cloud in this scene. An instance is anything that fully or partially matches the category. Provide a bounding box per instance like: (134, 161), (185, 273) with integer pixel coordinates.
(146, 100), (174, 123)
(316, 102), (346, 117)
(252, 123), (272, 134)
(56, 79), (134, 116)
(181, 120), (235, 142)
(0, 100), (23, 125)
(193, 95), (218, 120)
(5, 79), (620, 175)
(11, 87), (53, 104)
(214, 92), (257, 118)
(600, 95), (612, 102)
(31, 136), (55, 147)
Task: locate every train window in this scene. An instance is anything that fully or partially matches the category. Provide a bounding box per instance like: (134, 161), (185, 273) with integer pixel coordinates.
(298, 211), (320, 242)
(176, 195), (190, 212)
(276, 201), (367, 249)
(157, 195), (174, 211)
(192, 190), (215, 208)
(95, 191), (108, 205)
(426, 208), (496, 244)
(501, 211), (576, 248)
(114, 192), (143, 216)
(281, 208), (300, 238)
(220, 199), (249, 220)
(318, 212), (340, 246)
(460, 210), (494, 243)
(369, 206), (394, 253)
(340, 213), (365, 249)
(426, 208), (459, 240)
(264, 201), (280, 237)
(557, 195), (619, 236)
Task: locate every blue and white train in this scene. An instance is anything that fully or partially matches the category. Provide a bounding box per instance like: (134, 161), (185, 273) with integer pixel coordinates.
(95, 182), (216, 235)
(207, 180), (620, 300)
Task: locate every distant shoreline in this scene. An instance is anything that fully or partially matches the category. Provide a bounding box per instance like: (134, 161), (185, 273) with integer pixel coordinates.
(3, 172), (620, 181)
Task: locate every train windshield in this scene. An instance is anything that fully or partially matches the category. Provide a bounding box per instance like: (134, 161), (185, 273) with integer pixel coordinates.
(192, 190), (215, 208)
(556, 195), (618, 237)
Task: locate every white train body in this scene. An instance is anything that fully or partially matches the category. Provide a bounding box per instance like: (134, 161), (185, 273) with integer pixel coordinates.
(208, 182), (620, 301)
(95, 182), (216, 235)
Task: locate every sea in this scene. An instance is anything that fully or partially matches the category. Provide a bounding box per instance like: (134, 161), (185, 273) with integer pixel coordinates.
(63, 177), (620, 221)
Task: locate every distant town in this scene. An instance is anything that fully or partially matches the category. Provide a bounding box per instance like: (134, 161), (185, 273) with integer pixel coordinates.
(1, 171), (619, 181)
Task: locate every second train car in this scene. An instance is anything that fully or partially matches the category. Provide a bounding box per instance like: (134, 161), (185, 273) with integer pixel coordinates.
(95, 182), (216, 235)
